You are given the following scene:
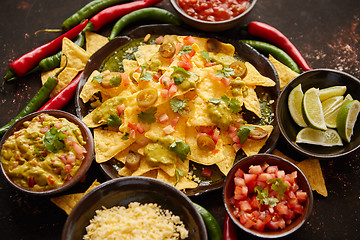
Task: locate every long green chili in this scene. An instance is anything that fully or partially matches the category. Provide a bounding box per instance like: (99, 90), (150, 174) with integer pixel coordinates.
(62, 0), (130, 31)
(109, 7), (182, 40)
(193, 203), (222, 240)
(240, 39), (301, 73)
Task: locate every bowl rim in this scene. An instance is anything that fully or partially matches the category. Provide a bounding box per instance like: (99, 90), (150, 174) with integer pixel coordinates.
(169, 0), (258, 25)
(276, 68), (360, 159)
(62, 176), (208, 240)
(0, 110), (94, 196)
(222, 153), (314, 238)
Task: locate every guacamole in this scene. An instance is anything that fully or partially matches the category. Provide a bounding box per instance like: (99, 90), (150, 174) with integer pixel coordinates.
(1, 113), (87, 191)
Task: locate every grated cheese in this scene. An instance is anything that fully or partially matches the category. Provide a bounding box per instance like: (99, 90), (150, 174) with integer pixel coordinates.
(83, 202), (189, 240)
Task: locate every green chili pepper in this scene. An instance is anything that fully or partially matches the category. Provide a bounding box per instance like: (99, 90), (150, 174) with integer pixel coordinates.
(0, 57), (68, 136)
(193, 203), (222, 240)
(240, 39), (301, 73)
(109, 7), (182, 40)
(62, 0), (129, 31)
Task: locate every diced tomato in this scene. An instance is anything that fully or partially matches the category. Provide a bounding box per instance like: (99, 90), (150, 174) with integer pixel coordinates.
(40, 127), (49, 134)
(170, 116), (180, 127)
(266, 165), (278, 174)
(257, 173), (274, 183)
(266, 220), (279, 230)
(153, 72), (161, 81)
(72, 142), (86, 159)
(287, 190), (297, 200)
(250, 195), (261, 210)
(161, 89), (169, 98)
(293, 204), (304, 215)
(234, 177), (245, 187)
(160, 76), (171, 87)
(28, 176), (35, 188)
(287, 198), (298, 209)
(221, 77), (232, 87)
(177, 60), (192, 70)
(155, 35), (164, 45)
(136, 123), (145, 134)
(243, 218), (256, 229)
(276, 170), (285, 179)
(276, 203), (289, 216)
(117, 104), (126, 115)
(278, 218), (286, 229)
(47, 175), (55, 185)
(284, 209), (295, 220)
(201, 167), (212, 179)
(234, 168), (245, 178)
(239, 201), (252, 213)
(183, 36), (196, 45)
(163, 125), (175, 135)
(158, 113), (169, 124)
(121, 72), (130, 86)
(253, 219), (265, 232)
(296, 190), (308, 202)
(249, 165), (263, 175)
(168, 84), (178, 98)
(244, 173), (257, 185)
(212, 128), (220, 144)
(128, 122), (137, 131)
(129, 129), (136, 140)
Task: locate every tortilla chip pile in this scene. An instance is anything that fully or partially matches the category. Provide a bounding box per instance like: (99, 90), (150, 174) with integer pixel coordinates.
(79, 35), (276, 190)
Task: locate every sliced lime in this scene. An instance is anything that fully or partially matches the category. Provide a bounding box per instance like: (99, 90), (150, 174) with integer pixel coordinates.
(336, 100), (360, 142)
(324, 94), (353, 128)
(322, 96), (343, 114)
(288, 84), (307, 127)
(318, 85), (347, 101)
(296, 127), (343, 146)
(302, 88), (327, 130)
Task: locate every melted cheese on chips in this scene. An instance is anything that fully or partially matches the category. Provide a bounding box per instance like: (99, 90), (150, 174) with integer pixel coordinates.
(80, 34), (277, 190)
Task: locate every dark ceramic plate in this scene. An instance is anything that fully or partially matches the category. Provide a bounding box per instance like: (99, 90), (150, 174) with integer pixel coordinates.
(276, 69), (360, 159)
(75, 24), (280, 196)
(62, 176), (207, 240)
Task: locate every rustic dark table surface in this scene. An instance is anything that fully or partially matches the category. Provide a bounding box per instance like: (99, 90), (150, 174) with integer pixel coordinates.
(1, 0), (359, 239)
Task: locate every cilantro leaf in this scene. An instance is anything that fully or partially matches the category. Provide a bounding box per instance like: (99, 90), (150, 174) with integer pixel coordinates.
(107, 114), (122, 127)
(254, 185), (279, 208)
(170, 97), (187, 114)
(200, 51), (211, 62)
(221, 95), (230, 104)
(174, 76), (185, 85)
(110, 76), (121, 87)
(43, 127), (68, 153)
(138, 107), (157, 124)
(216, 67), (234, 78)
(228, 98), (241, 113)
(169, 140), (191, 161)
(34, 149), (45, 161)
(236, 125), (255, 144)
(267, 178), (289, 197)
(172, 66), (190, 76)
(140, 70), (153, 81)
(175, 168), (184, 186)
(178, 45), (193, 56)
(122, 132), (130, 140)
(92, 73), (104, 83)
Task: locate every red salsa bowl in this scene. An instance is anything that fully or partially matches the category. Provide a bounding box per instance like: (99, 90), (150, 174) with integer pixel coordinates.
(223, 153), (313, 238)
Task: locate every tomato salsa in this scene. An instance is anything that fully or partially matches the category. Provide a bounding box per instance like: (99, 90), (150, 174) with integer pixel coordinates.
(178, 0), (251, 22)
(230, 163), (308, 232)
(1, 113), (87, 191)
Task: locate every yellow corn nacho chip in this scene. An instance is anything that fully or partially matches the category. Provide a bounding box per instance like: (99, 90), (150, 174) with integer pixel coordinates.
(50, 180), (101, 215)
(272, 149), (299, 165)
(60, 37), (91, 71)
(243, 86), (262, 118)
(243, 62), (276, 87)
(85, 32), (109, 56)
(242, 125), (273, 156)
(269, 54), (299, 91)
(41, 67), (79, 98)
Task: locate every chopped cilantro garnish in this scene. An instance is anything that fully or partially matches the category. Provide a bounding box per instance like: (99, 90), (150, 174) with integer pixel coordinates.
(170, 97), (187, 114)
(228, 98), (241, 113)
(107, 114), (122, 127)
(122, 132), (130, 140)
(178, 45), (193, 56)
(267, 178), (289, 197)
(138, 107), (157, 124)
(172, 66), (190, 76)
(236, 125), (255, 144)
(174, 76), (185, 85)
(175, 168), (184, 186)
(216, 67), (234, 78)
(43, 127), (68, 153)
(92, 73), (104, 83)
(221, 95), (230, 104)
(169, 140), (191, 161)
(200, 51), (211, 62)
(254, 185), (279, 208)
(139, 67), (153, 81)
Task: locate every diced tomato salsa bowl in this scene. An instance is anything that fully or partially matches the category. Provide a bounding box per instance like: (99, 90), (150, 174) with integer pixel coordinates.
(169, 0), (257, 32)
(223, 154), (313, 238)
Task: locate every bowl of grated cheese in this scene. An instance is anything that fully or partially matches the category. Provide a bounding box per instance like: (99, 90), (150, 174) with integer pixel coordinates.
(62, 176), (208, 240)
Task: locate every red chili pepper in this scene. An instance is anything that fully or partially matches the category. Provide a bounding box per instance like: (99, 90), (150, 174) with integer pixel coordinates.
(84, 0), (163, 32)
(223, 212), (238, 240)
(38, 71), (83, 111)
(247, 21), (311, 71)
(8, 20), (88, 77)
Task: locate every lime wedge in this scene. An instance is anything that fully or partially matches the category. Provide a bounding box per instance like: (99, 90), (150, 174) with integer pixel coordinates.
(336, 100), (360, 142)
(322, 96), (343, 114)
(319, 86), (347, 101)
(288, 84), (307, 127)
(296, 127), (343, 146)
(302, 88), (327, 130)
(323, 94), (353, 128)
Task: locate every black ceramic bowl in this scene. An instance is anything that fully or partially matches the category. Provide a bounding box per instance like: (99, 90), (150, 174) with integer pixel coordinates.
(75, 24), (280, 196)
(62, 176), (208, 240)
(170, 0), (257, 32)
(276, 69), (360, 159)
(0, 110), (94, 196)
(223, 154), (313, 238)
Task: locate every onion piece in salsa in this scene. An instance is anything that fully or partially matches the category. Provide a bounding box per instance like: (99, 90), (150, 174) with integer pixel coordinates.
(230, 163), (308, 232)
(178, 0), (251, 22)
